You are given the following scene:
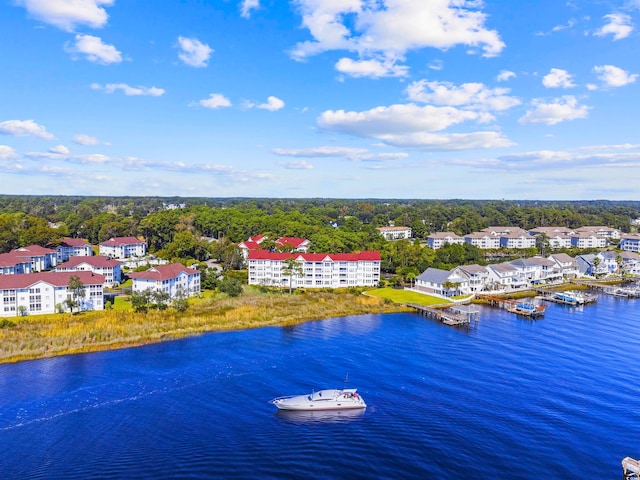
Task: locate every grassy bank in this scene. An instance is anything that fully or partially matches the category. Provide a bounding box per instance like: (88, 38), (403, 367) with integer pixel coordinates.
(0, 288), (412, 365)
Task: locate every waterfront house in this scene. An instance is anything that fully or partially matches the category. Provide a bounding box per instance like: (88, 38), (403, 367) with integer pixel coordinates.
(508, 257), (561, 285)
(99, 237), (146, 259)
(0, 270), (105, 317)
(129, 263), (201, 300)
(450, 264), (490, 293)
(414, 268), (469, 297)
(427, 232), (464, 249)
(0, 252), (33, 275)
(55, 237), (93, 262)
(377, 226), (412, 240)
(620, 235), (640, 253)
(486, 262), (524, 290)
(576, 254), (609, 277)
(56, 256), (123, 287)
(11, 245), (58, 272)
(247, 250), (380, 289)
(548, 253), (580, 279)
(620, 251), (640, 275)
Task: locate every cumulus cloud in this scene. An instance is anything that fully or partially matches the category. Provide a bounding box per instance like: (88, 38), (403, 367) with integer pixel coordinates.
(278, 160), (314, 170)
(0, 119), (54, 139)
(289, 0), (504, 76)
(316, 104), (512, 150)
(497, 70), (516, 82)
(65, 34), (122, 64)
(595, 13), (633, 40)
(14, 0), (113, 31)
(91, 83), (165, 96)
(73, 134), (100, 145)
(0, 145), (18, 159)
(177, 36), (213, 67)
(244, 95), (284, 112)
(594, 64), (638, 87)
(197, 93), (232, 109)
(49, 144), (69, 155)
(335, 57), (409, 78)
(519, 95), (590, 125)
(542, 68), (575, 88)
(240, 0), (259, 18)
(405, 80), (520, 111)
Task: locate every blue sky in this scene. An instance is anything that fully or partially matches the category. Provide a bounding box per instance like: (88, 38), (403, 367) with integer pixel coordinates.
(1, 0), (640, 200)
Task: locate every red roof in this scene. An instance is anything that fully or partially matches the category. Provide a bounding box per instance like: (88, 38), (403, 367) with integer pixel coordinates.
(13, 245), (57, 256)
(58, 237), (91, 248)
(0, 252), (31, 268)
(0, 271), (105, 289)
(57, 256), (121, 269)
(239, 240), (262, 250)
(276, 237), (308, 248)
(100, 236), (145, 247)
(129, 263), (199, 281)
(248, 234), (265, 243)
(247, 251), (380, 262)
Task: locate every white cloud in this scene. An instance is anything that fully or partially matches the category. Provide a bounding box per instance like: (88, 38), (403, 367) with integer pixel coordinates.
(542, 68), (575, 88)
(335, 57), (409, 78)
(65, 34), (122, 64)
(49, 144), (69, 155)
(289, 0), (505, 73)
(240, 0), (259, 18)
(257, 96), (285, 111)
(0, 145), (18, 159)
(177, 36), (213, 68)
(73, 134), (100, 145)
(278, 160), (314, 170)
(593, 64), (638, 87)
(197, 93), (232, 109)
(91, 83), (165, 96)
(495, 147), (640, 170)
(14, 0), (114, 31)
(405, 80), (520, 111)
(595, 13), (633, 40)
(273, 146), (409, 161)
(497, 70), (516, 82)
(0, 119), (54, 139)
(519, 95), (590, 125)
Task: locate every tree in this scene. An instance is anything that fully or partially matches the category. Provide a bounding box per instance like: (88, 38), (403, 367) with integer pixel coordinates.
(66, 275), (86, 313)
(173, 286), (189, 313)
(130, 290), (151, 313)
(151, 290), (170, 310)
(218, 277), (243, 297)
(281, 257), (303, 294)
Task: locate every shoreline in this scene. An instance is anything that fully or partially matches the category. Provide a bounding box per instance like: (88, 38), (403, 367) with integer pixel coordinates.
(0, 290), (412, 365)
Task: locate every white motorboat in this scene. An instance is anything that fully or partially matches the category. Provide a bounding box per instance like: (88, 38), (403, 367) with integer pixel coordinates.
(270, 388), (366, 411)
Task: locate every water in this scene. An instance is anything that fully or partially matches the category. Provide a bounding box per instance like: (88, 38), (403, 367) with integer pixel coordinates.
(1, 295), (639, 479)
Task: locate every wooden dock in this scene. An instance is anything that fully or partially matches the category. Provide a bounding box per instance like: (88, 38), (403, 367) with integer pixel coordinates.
(407, 304), (480, 326)
(476, 294), (546, 318)
(537, 290), (597, 306)
(622, 457), (640, 479)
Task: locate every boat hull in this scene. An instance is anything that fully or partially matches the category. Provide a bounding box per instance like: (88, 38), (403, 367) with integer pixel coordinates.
(270, 388), (366, 411)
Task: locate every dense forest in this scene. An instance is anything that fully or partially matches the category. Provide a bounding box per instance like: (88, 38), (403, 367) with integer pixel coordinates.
(1, 196), (638, 281)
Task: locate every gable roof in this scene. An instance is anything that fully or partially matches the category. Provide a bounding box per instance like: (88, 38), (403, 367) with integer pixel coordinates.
(57, 237), (91, 248)
(129, 263), (199, 281)
(0, 252), (32, 268)
(247, 250), (380, 262)
(417, 267), (454, 284)
(276, 237), (308, 248)
(13, 245), (57, 257)
(57, 256), (121, 269)
(0, 271), (105, 289)
(100, 237), (145, 247)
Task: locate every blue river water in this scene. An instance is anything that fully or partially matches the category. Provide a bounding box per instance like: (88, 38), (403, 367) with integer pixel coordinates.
(1, 294), (639, 479)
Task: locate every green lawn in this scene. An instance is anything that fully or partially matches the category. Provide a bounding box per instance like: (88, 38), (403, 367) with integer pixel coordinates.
(366, 287), (452, 306)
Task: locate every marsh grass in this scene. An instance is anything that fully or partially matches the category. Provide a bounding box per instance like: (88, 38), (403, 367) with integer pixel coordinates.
(0, 288), (410, 364)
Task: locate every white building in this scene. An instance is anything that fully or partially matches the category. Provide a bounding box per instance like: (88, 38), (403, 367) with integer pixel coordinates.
(570, 234), (606, 249)
(450, 264), (490, 293)
(0, 252), (32, 275)
(129, 263), (201, 300)
(99, 237), (146, 259)
(247, 251), (381, 289)
(56, 238), (93, 262)
(620, 235), (640, 252)
(486, 262), (523, 290)
(11, 245), (58, 272)
(56, 256), (123, 287)
(414, 268), (469, 297)
(464, 233), (501, 249)
(508, 257), (561, 285)
(427, 232), (464, 249)
(0, 270), (104, 317)
(377, 226), (412, 240)
(548, 253), (580, 279)
(500, 232), (537, 249)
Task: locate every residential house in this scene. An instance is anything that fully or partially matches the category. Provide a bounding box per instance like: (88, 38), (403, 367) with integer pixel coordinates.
(11, 245), (58, 272)
(576, 254), (608, 277)
(414, 268), (469, 297)
(0, 252), (32, 275)
(464, 233), (501, 250)
(427, 232), (464, 249)
(508, 257), (561, 285)
(548, 253), (580, 279)
(99, 237), (146, 259)
(620, 235), (640, 253)
(0, 270), (105, 317)
(620, 251), (640, 275)
(129, 263), (201, 300)
(377, 226), (412, 240)
(56, 237), (93, 262)
(597, 251), (621, 275)
(247, 251), (381, 289)
(486, 262), (524, 290)
(450, 264), (490, 293)
(56, 256), (123, 287)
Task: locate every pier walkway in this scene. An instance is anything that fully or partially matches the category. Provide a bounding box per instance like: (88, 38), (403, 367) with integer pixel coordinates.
(407, 304), (480, 326)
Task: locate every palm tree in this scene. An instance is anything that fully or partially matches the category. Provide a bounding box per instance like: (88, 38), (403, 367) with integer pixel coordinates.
(282, 257), (303, 294)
